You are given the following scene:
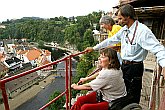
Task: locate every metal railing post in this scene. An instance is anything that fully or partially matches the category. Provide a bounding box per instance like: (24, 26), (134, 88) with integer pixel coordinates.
(0, 82), (10, 110)
(65, 59), (69, 110)
(156, 64), (161, 108)
(69, 55), (72, 109)
(149, 69), (156, 110)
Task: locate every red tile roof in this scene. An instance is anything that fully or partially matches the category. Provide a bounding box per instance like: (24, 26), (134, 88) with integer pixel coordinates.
(44, 50), (51, 56)
(0, 52), (6, 62)
(26, 49), (42, 61)
(17, 50), (28, 55)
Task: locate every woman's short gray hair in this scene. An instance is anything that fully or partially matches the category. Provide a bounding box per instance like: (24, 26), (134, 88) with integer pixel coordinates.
(99, 15), (115, 26)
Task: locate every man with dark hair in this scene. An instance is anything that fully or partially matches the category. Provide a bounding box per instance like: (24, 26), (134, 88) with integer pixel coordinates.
(85, 4), (165, 104)
(117, 4), (135, 20)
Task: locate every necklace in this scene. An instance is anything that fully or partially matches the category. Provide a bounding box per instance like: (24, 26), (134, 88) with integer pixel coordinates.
(127, 21), (138, 45)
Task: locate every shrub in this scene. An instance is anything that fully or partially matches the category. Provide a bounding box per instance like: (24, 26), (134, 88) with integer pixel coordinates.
(48, 91), (65, 110)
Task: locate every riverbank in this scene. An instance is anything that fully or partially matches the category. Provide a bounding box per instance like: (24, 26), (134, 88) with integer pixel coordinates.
(0, 74), (56, 110)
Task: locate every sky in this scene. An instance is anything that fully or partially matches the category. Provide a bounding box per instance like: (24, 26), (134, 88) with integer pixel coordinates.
(0, 0), (119, 22)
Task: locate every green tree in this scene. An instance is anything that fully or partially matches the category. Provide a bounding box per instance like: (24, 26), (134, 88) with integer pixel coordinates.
(48, 91), (65, 110)
(38, 40), (44, 48)
(83, 29), (94, 48)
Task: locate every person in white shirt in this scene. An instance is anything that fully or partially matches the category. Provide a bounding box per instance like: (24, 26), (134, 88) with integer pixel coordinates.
(85, 4), (165, 104)
(71, 48), (126, 110)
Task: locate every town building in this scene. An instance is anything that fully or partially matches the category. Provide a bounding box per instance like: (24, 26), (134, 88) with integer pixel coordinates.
(0, 39), (53, 98)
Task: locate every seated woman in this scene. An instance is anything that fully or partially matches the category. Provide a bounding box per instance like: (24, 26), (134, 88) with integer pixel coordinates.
(71, 48), (127, 110)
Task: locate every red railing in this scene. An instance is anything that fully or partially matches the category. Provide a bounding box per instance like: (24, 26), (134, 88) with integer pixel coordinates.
(0, 51), (86, 110)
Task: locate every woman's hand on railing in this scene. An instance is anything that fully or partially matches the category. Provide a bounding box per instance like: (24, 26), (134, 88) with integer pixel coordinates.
(77, 78), (88, 85)
(71, 83), (91, 90)
(71, 83), (77, 89)
(84, 47), (94, 53)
